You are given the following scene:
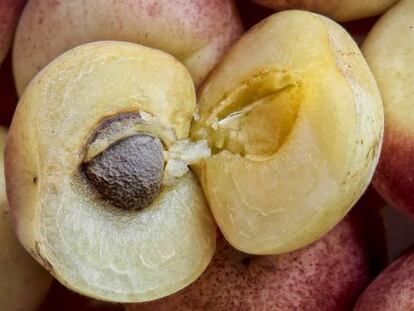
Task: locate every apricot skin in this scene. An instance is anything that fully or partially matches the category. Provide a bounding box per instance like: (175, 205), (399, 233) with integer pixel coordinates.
(253, 0), (397, 22)
(355, 251), (414, 310)
(13, 0), (243, 93)
(362, 0), (414, 220)
(0, 127), (52, 311)
(127, 208), (378, 311)
(0, 0), (25, 65)
(373, 129), (414, 219)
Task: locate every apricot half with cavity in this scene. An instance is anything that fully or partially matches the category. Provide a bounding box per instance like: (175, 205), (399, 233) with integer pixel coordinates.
(191, 11), (383, 255)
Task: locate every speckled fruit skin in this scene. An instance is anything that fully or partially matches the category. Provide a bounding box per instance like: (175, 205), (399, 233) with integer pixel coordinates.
(362, 0), (414, 221)
(0, 127), (52, 311)
(253, 0), (397, 22)
(12, 0), (243, 94)
(354, 250), (414, 310)
(0, 0), (25, 65)
(127, 206), (381, 311)
(374, 130), (414, 219)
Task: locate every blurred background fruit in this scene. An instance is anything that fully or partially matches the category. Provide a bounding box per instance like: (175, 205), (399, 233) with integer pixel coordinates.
(13, 0), (243, 93)
(0, 127), (52, 311)
(362, 0), (414, 222)
(251, 0), (397, 22)
(127, 189), (387, 311)
(355, 248), (414, 310)
(0, 0), (26, 65)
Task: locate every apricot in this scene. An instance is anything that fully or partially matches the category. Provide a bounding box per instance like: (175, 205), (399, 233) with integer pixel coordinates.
(355, 250), (414, 310)
(0, 127), (52, 311)
(12, 0), (243, 94)
(362, 0), (414, 220)
(191, 11), (383, 255)
(253, 0), (397, 22)
(5, 42), (216, 302)
(128, 207), (379, 311)
(0, 0), (25, 65)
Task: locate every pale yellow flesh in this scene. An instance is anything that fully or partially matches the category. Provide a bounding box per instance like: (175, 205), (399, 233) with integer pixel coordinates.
(254, 0), (397, 22)
(362, 0), (414, 135)
(0, 127), (52, 311)
(6, 42), (216, 302)
(192, 11), (383, 255)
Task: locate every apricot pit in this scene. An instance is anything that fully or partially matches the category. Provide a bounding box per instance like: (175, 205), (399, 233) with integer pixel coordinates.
(83, 115), (165, 211)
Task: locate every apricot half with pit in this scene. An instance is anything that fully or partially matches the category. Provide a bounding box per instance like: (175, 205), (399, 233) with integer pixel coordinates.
(5, 41), (216, 302)
(191, 11), (383, 255)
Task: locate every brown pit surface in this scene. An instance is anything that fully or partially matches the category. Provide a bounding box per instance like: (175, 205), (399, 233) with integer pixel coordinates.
(83, 117), (165, 211)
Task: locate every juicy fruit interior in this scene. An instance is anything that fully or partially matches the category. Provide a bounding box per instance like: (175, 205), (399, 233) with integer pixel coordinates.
(191, 11), (383, 255)
(195, 70), (301, 160)
(6, 42), (216, 303)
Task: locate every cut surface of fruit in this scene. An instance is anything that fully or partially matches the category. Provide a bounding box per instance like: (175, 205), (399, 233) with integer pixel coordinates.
(0, 127), (52, 311)
(362, 0), (414, 219)
(5, 41), (216, 302)
(191, 11), (383, 255)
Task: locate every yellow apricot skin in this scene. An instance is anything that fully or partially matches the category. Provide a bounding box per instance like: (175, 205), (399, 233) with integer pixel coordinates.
(5, 41), (216, 303)
(254, 0), (397, 22)
(191, 11), (383, 255)
(362, 0), (414, 219)
(0, 127), (52, 311)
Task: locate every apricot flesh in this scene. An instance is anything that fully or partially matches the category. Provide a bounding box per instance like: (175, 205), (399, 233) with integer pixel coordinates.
(5, 42), (216, 302)
(0, 127), (52, 311)
(362, 0), (414, 220)
(191, 11), (383, 255)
